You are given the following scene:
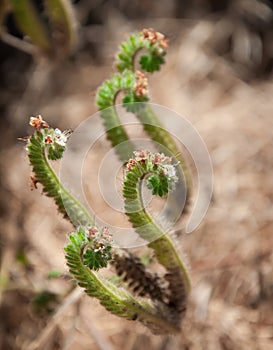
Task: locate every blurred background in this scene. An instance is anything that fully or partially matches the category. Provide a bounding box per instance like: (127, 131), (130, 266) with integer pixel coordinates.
(0, 0), (273, 349)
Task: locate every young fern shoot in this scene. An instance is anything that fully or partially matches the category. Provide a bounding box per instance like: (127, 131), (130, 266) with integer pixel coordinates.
(123, 150), (191, 294)
(26, 115), (189, 334)
(27, 116), (92, 227)
(24, 29), (192, 335)
(97, 28), (191, 198)
(96, 70), (148, 162)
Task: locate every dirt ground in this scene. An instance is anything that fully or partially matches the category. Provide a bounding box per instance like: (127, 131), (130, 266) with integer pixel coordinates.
(1, 2), (273, 350)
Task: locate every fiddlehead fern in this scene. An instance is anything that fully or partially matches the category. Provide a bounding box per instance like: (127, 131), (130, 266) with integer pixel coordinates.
(26, 116), (188, 334)
(116, 28), (168, 73)
(123, 150), (191, 294)
(97, 29), (168, 163)
(65, 226), (182, 334)
(115, 29), (191, 194)
(96, 70), (148, 161)
(96, 66), (191, 195)
(25, 28), (194, 335)
(27, 115), (92, 226)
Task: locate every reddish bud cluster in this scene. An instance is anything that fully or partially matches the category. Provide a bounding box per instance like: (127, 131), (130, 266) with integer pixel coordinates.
(127, 150), (172, 168)
(126, 150), (178, 183)
(29, 115), (49, 129)
(44, 136), (53, 144)
(88, 226), (99, 239)
(133, 71), (148, 97)
(88, 226), (112, 245)
(134, 149), (151, 161)
(152, 153), (172, 165)
(126, 158), (137, 170)
(101, 227), (112, 242)
(142, 28), (169, 49)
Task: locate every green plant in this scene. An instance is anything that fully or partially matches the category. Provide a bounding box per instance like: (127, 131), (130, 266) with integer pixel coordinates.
(25, 29), (191, 334)
(0, 0), (77, 57)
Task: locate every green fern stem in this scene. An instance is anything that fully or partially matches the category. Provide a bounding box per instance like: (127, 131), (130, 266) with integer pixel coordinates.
(65, 227), (181, 334)
(123, 151), (191, 294)
(27, 128), (93, 226)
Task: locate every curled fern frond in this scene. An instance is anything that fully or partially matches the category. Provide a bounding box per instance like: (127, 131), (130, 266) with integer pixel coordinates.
(96, 70), (149, 161)
(116, 29), (191, 195)
(123, 149), (179, 241)
(65, 227), (182, 334)
(123, 150), (191, 294)
(116, 28), (168, 73)
(96, 70), (149, 111)
(27, 116), (92, 226)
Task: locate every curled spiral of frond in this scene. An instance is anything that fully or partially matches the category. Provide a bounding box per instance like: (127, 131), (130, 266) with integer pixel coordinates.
(96, 70), (149, 161)
(101, 29), (191, 195)
(65, 227), (182, 334)
(116, 29), (168, 73)
(123, 150), (191, 293)
(27, 116), (92, 226)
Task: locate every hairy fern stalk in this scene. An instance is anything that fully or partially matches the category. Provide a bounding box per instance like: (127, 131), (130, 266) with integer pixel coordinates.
(25, 29), (192, 334)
